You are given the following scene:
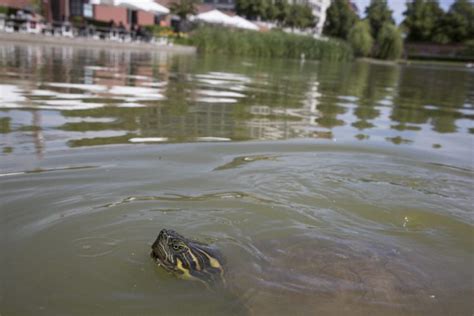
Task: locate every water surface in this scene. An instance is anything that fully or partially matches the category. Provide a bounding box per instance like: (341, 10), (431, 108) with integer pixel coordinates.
(1, 44), (473, 315)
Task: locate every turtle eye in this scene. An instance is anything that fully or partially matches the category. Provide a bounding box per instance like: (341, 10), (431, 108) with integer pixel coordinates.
(172, 244), (180, 250)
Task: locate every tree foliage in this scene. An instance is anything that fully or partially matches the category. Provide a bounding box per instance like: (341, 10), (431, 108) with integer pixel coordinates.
(169, 0), (199, 21)
(365, 0), (394, 38)
(235, 0), (315, 30)
(402, 0), (444, 42)
(376, 23), (403, 60)
(323, 0), (358, 39)
(403, 0), (474, 43)
(444, 0), (474, 42)
(284, 4), (316, 30)
(235, 0), (269, 21)
(349, 21), (374, 57)
(273, 0), (290, 26)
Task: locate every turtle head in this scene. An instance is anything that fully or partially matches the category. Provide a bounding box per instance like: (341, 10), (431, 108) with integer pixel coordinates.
(151, 229), (190, 269)
(151, 229), (225, 284)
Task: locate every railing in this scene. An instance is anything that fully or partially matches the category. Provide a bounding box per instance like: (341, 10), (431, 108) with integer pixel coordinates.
(0, 13), (163, 44)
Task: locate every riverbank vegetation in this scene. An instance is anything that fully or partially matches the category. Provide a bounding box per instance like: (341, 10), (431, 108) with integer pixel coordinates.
(171, 0), (472, 62)
(235, 0), (315, 30)
(324, 0), (474, 61)
(183, 26), (353, 61)
(324, 0), (402, 60)
(403, 0), (473, 44)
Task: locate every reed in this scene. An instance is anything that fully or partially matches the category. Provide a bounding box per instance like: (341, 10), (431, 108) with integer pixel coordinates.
(183, 26), (353, 61)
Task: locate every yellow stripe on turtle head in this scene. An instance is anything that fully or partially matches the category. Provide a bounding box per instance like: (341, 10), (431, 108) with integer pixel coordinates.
(208, 255), (222, 270)
(188, 250), (201, 271)
(176, 258), (192, 280)
(195, 248), (223, 271)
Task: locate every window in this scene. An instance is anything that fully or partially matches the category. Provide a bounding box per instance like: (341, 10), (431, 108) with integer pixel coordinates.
(70, 0), (83, 17)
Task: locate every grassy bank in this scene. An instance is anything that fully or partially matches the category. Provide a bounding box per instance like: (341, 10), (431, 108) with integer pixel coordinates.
(181, 26), (353, 62)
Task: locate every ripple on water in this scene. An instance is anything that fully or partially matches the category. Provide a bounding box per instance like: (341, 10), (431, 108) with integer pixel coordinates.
(72, 236), (120, 258)
(101, 191), (276, 209)
(213, 155), (277, 171)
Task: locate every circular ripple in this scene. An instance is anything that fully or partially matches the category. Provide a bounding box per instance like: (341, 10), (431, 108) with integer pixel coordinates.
(72, 236), (120, 258)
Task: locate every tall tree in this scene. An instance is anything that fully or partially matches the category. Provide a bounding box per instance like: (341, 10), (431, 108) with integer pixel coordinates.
(403, 0), (445, 42)
(267, 0), (290, 26)
(444, 0), (474, 42)
(365, 0), (395, 38)
(283, 4), (316, 30)
(376, 23), (403, 60)
(323, 0), (358, 39)
(170, 0), (199, 34)
(170, 0), (199, 21)
(274, 0), (290, 26)
(235, 0), (270, 21)
(348, 20), (374, 57)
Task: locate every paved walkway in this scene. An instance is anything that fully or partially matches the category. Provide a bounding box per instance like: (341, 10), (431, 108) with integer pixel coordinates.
(0, 32), (196, 54)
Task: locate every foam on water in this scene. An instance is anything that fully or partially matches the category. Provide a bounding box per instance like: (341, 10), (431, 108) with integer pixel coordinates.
(196, 89), (245, 98)
(129, 137), (169, 143)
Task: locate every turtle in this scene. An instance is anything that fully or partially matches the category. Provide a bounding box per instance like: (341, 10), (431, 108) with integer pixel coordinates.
(150, 230), (448, 315)
(150, 229), (226, 287)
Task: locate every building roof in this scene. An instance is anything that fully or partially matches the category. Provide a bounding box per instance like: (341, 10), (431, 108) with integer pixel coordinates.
(115, 0), (169, 14)
(154, 0), (233, 14)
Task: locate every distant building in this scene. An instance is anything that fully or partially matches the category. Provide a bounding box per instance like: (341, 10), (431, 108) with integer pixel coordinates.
(0, 0), (33, 10)
(0, 0), (161, 28)
(202, 0), (236, 12)
(0, 0), (100, 22)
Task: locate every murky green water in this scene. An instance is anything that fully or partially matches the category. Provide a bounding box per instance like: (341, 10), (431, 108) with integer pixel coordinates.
(1, 44), (473, 315)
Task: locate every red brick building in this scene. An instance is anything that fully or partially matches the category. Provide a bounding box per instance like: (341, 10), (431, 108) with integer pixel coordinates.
(93, 3), (155, 29)
(0, 0), (33, 9)
(0, 0), (162, 29)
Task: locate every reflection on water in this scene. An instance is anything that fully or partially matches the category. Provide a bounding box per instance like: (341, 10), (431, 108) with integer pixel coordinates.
(1, 44), (473, 159)
(1, 44), (473, 316)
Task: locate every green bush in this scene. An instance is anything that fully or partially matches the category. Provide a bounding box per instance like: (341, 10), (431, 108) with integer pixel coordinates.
(375, 23), (403, 60)
(185, 26), (353, 61)
(460, 39), (474, 57)
(143, 25), (174, 37)
(348, 21), (374, 57)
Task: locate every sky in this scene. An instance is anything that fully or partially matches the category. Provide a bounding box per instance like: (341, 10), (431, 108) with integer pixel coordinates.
(352, 0), (457, 24)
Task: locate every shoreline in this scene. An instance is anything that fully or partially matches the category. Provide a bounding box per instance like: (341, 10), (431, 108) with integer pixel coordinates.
(0, 32), (196, 54)
(358, 57), (472, 68)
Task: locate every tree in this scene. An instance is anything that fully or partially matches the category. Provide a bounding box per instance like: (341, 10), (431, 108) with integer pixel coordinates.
(348, 21), (374, 57)
(376, 23), (403, 60)
(170, 0), (199, 21)
(235, 0), (270, 21)
(284, 4), (316, 30)
(323, 0), (358, 39)
(170, 0), (199, 34)
(267, 0), (290, 26)
(365, 0), (395, 38)
(265, 1), (280, 21)
(444, 0), (474, 42)
(403, 0), (445, 42)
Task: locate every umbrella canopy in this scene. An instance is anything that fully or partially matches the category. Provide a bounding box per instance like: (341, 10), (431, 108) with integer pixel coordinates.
(114, 0), (169, 14)
(195, 9), (234, 26)
(230, 15), (259, 31)
(195, 10), (259, 31)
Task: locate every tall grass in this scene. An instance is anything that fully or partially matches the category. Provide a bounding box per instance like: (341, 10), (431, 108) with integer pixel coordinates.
(184, 26), (353, 61)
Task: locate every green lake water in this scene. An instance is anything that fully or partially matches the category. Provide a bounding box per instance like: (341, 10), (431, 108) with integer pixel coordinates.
(1, 43), (473, 315)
